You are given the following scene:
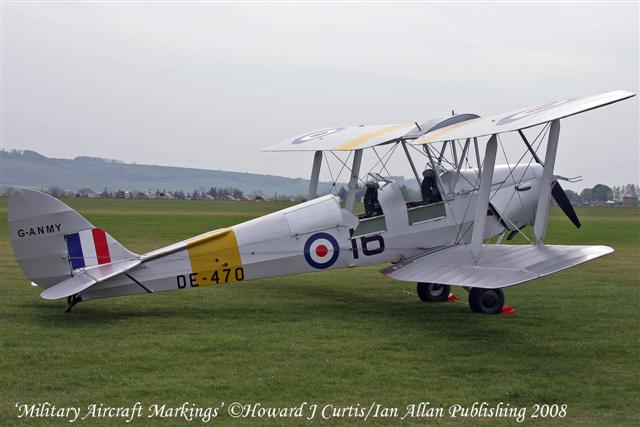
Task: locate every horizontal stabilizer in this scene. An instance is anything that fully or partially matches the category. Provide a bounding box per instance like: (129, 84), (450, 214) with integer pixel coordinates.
(381, 244), (613, 289)
(41, 259), (141, 300)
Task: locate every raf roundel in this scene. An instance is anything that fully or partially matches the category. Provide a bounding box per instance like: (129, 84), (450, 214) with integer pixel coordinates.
(496, 100), (570, 126)
(304, 232), (340, 269)
(292, 127), (346, 145)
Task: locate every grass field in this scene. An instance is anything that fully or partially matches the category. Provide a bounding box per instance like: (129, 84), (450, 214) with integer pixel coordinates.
(1, 198), (638, 425)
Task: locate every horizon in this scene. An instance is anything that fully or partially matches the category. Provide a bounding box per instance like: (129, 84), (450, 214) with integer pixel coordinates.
(2, 148), (636, 197)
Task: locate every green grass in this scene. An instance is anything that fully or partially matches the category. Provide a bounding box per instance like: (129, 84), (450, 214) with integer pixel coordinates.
(1, 199), (638, 426)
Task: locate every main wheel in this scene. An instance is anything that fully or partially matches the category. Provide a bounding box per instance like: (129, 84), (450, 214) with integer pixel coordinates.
(417, 282), (450, 302)
(468, 288), (505, 314)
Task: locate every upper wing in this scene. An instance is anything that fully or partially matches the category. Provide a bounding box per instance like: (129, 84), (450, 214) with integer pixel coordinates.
(264, 90), (634, 150)
(263, 123), (416, 152)
(413, 90), (635, 144)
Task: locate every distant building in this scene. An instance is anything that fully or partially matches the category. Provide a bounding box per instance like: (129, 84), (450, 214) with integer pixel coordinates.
(76, 188), (97, 198)
(623, 194), (638, 207)
(133, 191), (152, 199)
(155, 191), (174, 200)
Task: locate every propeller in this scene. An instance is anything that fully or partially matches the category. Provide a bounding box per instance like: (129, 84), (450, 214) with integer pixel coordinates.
(551, 181), (581, 228)
(518, 130), (581, 229)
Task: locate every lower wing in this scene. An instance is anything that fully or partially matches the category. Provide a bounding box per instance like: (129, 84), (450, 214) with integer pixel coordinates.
(381, 244), (613, 289)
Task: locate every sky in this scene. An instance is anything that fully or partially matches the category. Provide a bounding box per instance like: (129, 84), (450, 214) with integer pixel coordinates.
(1, 2), (638, 191)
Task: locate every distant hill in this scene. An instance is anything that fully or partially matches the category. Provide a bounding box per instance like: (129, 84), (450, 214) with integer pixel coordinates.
(0, 150), (336, 197)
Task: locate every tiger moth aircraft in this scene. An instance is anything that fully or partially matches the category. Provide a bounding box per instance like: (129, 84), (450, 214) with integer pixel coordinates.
(8, 90), (635, 314)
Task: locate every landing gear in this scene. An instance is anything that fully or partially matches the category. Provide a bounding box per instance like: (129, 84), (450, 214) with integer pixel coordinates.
(66, 294), (82, 313)
(417, 282), (450, 302)
(468, 288), (504, 314)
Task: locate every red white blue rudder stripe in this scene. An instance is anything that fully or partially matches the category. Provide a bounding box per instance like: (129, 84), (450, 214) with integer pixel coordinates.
(65, 228), (112, 270)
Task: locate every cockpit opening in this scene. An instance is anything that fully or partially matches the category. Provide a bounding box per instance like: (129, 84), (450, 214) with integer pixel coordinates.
(362, 180), (383, 218)
(420, 169), (442, 204)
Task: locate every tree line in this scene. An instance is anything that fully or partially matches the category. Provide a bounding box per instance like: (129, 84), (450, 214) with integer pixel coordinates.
(564, 183), (637, 205)
(2, 182), (637, 206)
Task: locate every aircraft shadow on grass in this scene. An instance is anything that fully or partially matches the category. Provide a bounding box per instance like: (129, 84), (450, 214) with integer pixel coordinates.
(19, 279), (552, 357)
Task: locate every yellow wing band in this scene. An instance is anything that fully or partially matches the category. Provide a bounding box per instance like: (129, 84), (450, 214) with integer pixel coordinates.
(185, 228), (243, 286)
(335, 123), (412, 151)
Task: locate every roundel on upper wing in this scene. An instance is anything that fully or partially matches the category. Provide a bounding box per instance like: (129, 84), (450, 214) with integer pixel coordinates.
(496, 100), (571, 126)
(292, 127), (346, 145)
(304, 232), (340, 269)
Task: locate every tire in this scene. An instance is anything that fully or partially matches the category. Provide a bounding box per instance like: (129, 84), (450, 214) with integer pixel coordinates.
(469, 288), (505, 314)
(417, 282), (450, 302)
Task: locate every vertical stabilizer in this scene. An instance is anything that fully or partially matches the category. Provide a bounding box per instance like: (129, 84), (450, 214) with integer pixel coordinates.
(7, 190), (137, 288)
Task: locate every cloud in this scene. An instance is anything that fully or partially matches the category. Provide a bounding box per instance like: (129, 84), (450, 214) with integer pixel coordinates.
(2, 3), (638, 189)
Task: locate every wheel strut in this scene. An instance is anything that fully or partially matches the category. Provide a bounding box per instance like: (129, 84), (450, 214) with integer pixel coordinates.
(66, 294), (82, 313)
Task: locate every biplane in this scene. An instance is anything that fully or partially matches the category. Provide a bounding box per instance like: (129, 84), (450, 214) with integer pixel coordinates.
(7, 90), (635, 314)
